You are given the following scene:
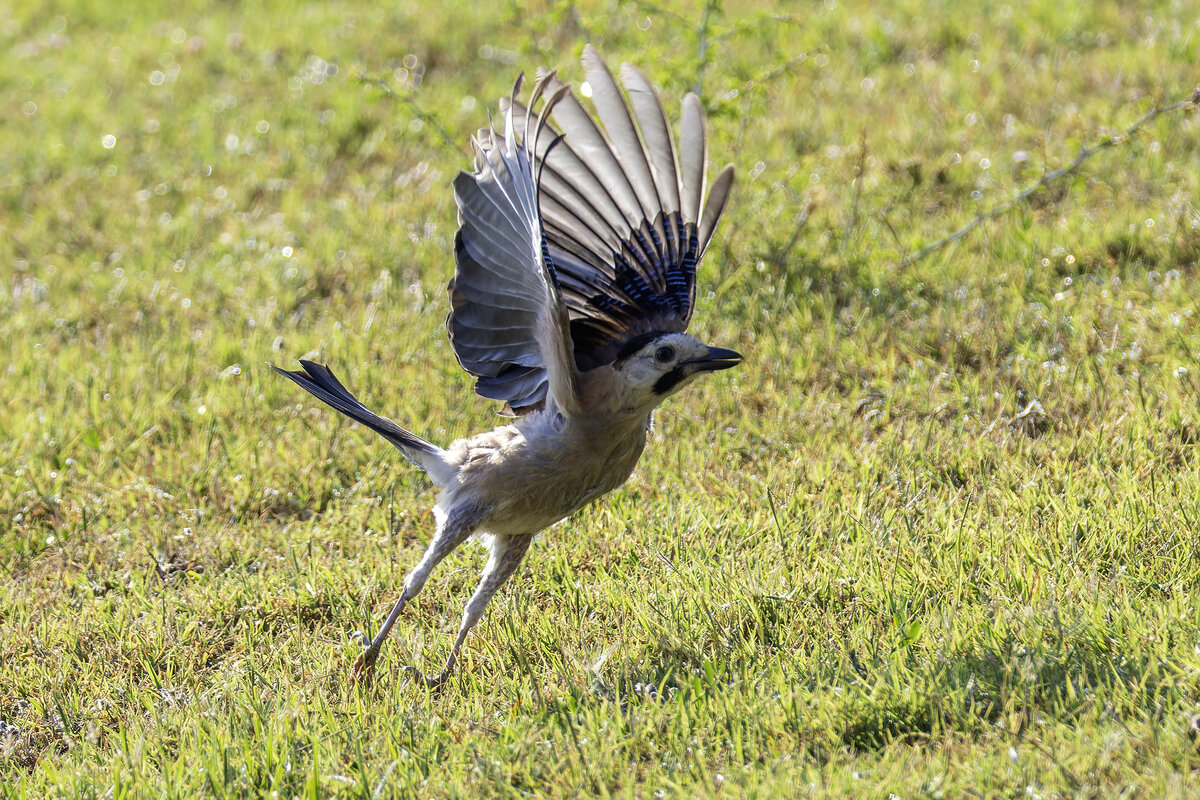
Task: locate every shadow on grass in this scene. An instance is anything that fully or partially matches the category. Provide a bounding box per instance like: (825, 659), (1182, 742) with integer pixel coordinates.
(553, 609), (1189, 761)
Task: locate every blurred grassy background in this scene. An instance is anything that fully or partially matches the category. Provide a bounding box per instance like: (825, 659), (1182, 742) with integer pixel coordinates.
(2, 0), (1200, 796)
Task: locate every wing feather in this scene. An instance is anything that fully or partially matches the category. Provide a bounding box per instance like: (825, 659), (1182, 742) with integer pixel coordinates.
(698, 163), (735, 256)
(580, 46), (667, 270)
(448, 75), (580, 417)
(447, 50), (734, 408)
(620, 63), (683, 265)
(678, 93), (707, 229)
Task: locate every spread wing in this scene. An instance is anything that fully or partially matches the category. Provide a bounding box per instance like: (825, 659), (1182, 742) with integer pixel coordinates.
(448, 74), (581, 418)
(448, 45), (735, 413)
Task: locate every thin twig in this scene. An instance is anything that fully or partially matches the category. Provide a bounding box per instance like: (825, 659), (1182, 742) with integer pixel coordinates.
(713, 13), (807, 43)
(899, 88), (1200, 269)
(737, 53), (811, 98)
(694, 0), (720, 96)
(771, 193), (815, 264)
(842, 126), (869, 254)
(357, 74), (458, 151)
(630, 0), (690, 27)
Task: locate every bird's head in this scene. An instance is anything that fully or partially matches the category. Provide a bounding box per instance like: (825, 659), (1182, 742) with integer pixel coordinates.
(608, 331), (742, 414)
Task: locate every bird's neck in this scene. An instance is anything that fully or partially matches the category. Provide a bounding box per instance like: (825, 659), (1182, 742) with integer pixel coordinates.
(577, 364), (658, 424)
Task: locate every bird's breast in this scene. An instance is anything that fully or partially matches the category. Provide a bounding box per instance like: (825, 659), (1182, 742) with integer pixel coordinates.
(455, 415), (649, 535)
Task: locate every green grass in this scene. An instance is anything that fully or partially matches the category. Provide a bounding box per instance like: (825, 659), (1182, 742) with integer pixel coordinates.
(3, 0), (1200, 796)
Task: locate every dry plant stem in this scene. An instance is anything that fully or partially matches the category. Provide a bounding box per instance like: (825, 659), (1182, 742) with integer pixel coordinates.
(899, 90), (1200, 269)
(357, 74), (458, 149)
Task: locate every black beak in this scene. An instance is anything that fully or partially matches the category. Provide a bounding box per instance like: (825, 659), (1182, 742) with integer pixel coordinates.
(686, 346), (743, 373)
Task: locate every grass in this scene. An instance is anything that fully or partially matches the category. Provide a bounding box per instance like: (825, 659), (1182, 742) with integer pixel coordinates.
(2, 0), (1200, 796)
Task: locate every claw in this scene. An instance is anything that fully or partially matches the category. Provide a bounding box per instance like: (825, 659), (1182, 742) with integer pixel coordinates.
(351, 650), (378, 684)
(402, 665), (450, 690)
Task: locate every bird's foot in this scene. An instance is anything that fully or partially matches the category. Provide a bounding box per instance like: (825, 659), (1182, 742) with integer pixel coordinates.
(351, 649), (379, 684)
(401, 664), (450, 690)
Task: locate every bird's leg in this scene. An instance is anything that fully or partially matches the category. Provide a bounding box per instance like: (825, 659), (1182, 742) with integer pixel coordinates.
(404, 534), (534, 689)
(352, 503), (482, 682)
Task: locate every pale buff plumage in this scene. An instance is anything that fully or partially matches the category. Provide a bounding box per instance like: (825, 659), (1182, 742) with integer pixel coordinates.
(273, 47), (739, 687)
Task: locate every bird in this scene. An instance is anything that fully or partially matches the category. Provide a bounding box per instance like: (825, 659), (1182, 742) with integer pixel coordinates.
(272, 45), (740, 687)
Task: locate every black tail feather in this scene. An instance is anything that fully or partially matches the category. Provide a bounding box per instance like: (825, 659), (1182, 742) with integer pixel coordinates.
(270, 360), (442, 466)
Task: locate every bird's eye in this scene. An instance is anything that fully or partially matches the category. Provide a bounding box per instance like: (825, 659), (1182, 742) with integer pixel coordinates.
(654, 346), (675, 363)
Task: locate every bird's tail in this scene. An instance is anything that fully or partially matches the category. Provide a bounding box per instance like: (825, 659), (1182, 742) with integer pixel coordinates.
(271, 360), (455, 486)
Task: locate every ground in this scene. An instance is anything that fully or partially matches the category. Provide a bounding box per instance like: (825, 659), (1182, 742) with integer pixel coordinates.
(2, 0), (1200, 796)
